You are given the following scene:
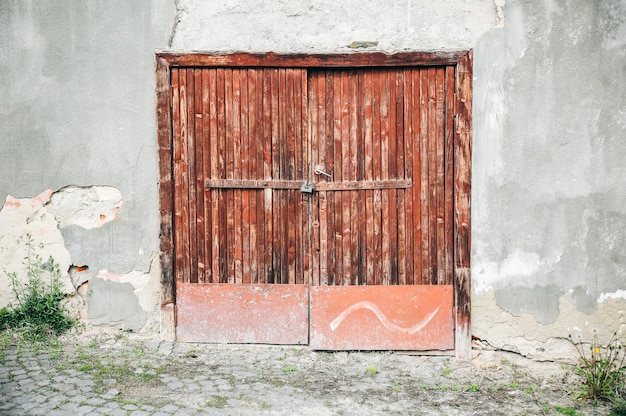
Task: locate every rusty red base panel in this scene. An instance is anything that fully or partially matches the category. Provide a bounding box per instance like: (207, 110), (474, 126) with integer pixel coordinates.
(310, 285), (454, 351)
(176, 283), (309, 344)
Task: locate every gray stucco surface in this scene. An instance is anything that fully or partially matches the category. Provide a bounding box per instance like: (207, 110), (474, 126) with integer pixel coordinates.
(1, 0), (625, 354)
(87, 276), (146, 331)
(0, 1), (175, 273)
(473, 0), (626, 322)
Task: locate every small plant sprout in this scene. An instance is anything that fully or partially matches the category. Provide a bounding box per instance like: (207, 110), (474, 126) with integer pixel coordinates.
(366, 366), (379, 375)
(569, 331), (626, 403)
(282, 365), (297, 373)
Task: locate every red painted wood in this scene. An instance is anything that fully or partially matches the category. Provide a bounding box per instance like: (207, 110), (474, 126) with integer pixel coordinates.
(176, 283), (309, 344)
(310, 285), (454, 350)
(160, 53), (472, 352)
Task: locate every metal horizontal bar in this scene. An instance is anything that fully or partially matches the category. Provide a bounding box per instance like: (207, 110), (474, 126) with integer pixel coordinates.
(316, 180), (412, 191)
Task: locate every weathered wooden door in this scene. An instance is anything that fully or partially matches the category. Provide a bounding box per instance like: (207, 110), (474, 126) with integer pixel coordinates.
(307, 68), (455, 350)
(156, 52), (473, 357)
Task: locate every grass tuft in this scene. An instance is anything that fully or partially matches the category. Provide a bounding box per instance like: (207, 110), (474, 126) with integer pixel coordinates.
(570, 332), (626, 403)
(0, 234), (77, 341)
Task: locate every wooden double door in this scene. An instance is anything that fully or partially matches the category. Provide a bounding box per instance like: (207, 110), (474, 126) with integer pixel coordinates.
(156, 52), (472, 356)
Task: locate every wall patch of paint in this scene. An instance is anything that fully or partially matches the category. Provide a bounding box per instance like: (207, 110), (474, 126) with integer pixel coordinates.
(47, 186), (123, 230)
(87, 276), (146, 331)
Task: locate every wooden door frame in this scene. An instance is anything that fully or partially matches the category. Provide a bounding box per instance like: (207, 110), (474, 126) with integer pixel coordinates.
(155, 50), (473, 359)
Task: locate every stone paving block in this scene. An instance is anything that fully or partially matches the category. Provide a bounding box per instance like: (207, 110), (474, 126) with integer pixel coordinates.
(159, 403), (181, 413)
(167, 379), (184, 389)
(108, 408), (130, 416)
(128, 410), (151, 416)
(69, 393), (90, 403)
(77, 405), (97, 414)
(86, 396), (108, 406)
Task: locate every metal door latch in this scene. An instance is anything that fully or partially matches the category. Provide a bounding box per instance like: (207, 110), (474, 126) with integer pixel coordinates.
(313, 165), (332, 178)
(300, 182), (315, 194)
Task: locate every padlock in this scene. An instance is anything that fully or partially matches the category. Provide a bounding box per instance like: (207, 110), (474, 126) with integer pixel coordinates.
(300, 182), (315, 194)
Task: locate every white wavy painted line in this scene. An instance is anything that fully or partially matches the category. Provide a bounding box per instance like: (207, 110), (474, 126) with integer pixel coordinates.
(329, 300), (442, 334)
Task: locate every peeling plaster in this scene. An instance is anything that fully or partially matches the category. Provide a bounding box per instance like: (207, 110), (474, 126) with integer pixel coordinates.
(47, 186), (123, 230)
(0, 188), (159, 333)
(0, 190), (74, 308)
(598, 289), (626, 303)
(473, 289), (626, 361)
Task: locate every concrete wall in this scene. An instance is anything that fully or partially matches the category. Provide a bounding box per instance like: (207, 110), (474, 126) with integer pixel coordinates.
(1, 0), (625, 359)
(0, 1), (175, 331)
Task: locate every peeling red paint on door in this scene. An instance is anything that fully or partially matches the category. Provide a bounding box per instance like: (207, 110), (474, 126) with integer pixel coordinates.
(176, 283), (309, 344)
(158, 52), (472, 354)
(310, 285), (454, 350)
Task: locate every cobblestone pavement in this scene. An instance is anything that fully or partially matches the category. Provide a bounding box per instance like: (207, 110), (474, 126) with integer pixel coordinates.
(0, 331), (612, 415)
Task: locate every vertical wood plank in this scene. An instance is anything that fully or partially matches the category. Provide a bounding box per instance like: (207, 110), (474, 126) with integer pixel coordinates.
(395, 70), (407, 285)
(379, 70), (391, 286)
(257, 69), (268, 284)
(247, 69), (259, 283)
(403, 69), (415, 286)
(363, 70), (375, 286)
(444, 66), (455, 286)
(178, 69), (191, 284)
(411, 69), (422, 286)
(332, 71), (343, 286)
(155, 56), (175, 340)
(224, 69), (235, 283)
(209, 69), (221, 283)
(185, 69), (198, 284)
(286, 69), (297, 285)
(427, 67), (439, 286)
(309, 71), (321, 287)
(270, 68), (281, 284)
(372, 70), (383, 286)
(387, 69), (399, 285)
(419, 69), (431, 285)
(200, 69), (211, 283)
(356, 71), (367, 285)
(455, 51), (473, 360)
(348, 71), (360, 285)
(324, 71), (336, 286)
(193, 69), (205, 284)
(298, 69), (310, 285)
(340, 70), (352, 285)
(240, 70), (251, 284)
(217, 68), (228, 283)
(233, 70), (244, 284)
(435, 68), (446, 286)
(171, 68), (184, 285)
(278, 68), (288, 284)
(263, 69), (274, 284)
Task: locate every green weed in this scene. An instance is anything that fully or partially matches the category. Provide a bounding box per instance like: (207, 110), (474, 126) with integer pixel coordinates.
(610, 400), (626, 416)
(206, 395), (229, 408)
(0, 234), (76, 341)
(365, 366), (379, 375)
(440, 358), (453, 377)
(570, 332), (626, 403)
(555, 406), (583, 416)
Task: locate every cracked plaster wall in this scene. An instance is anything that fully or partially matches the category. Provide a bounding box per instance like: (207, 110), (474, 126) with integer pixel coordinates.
(1, 0), (625, 358)
(0, 1), (175, 332)
(473, 0), (626, 355)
